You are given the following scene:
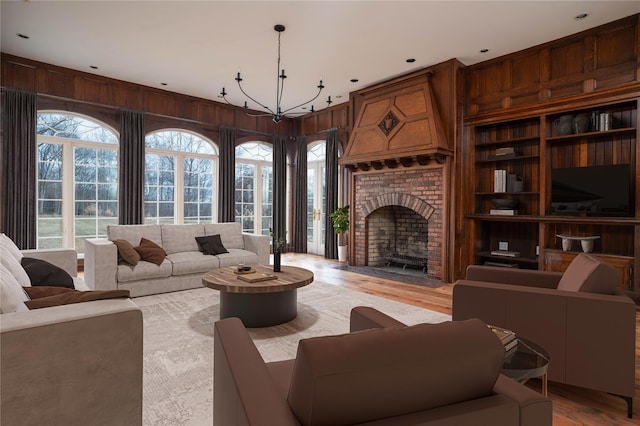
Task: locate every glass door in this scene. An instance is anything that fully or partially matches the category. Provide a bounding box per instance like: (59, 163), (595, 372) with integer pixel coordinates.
(307, 142), (327, 255)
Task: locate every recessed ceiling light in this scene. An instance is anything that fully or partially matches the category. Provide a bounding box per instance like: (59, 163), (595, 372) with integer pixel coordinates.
(16, 33), (29, 39)
(575, 13), (588, 20)
(89, 65), (98, 70)
(406, 58), (416, 63)
(350, 79), (359, 83)
(480, 49), (489, 53)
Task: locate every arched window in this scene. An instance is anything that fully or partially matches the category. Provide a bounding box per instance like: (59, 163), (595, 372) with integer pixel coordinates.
(235, 142), (273, 235)
(144, 130), (217, 224)
(36, 111), (119, 254)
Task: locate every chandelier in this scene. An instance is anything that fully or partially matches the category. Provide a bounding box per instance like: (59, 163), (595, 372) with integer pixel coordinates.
(219, 24), (332, 123)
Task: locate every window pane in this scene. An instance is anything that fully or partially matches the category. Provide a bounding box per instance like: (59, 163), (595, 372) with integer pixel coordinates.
(39, 181), (62, 199)
(38, 217), (62, 237)
(75, 183), (96, 201)
(98, 166), (118, 183)
(146, 130), (216, 155)
(37, 113), (117, 143)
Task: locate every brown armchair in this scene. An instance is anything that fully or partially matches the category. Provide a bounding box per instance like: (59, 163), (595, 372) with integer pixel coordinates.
(452, 254), (636, 418)
(214, 306), (551, 425)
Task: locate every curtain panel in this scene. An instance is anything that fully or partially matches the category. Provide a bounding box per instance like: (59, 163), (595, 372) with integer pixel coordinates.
(1, 88), (37, 249)
(324, 129), (339, 259)
(218, 126), (236, 223)
(272, 135), (287, 250)
(118, 109), (145, 225)
(293, 135), (307, 252)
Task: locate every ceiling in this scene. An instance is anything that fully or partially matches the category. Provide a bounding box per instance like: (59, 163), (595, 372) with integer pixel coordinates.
(2, 1), (639, 117)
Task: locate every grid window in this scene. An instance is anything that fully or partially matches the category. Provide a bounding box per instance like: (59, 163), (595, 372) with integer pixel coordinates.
(36, 112), (118, 254)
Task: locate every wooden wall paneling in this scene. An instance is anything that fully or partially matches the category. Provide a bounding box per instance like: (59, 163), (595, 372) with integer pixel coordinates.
(38, 68), (74, 98)
(465, 14), (639, 116)
(75, 75), (111, 105)
(143, 89), (176, 117)
(1, 59), (37, 89)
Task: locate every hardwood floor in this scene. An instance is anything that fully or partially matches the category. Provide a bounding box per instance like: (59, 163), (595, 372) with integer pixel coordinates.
(282, 253), (640, 426)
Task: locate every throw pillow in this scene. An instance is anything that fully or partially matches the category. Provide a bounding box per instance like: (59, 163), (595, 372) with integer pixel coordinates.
(2, 248), (31, 287)
(1, 233), (24, 262)
(113, 239), (141, 265)
(23, 286), (75, 300)
(134, 238), (167, 265)
(24, 289), (131, 310)
(0, 263), (29, 313)
(557, 253), (618, 294)
(21, 257), (75, 289)
(195, 234), (229, 255)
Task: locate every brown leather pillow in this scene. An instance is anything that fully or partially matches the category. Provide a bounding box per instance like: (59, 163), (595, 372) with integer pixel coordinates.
(113, 239), (141, 265)
(557, 253), (618, 294)
(24, 289), (131, 310)
(134, 238), (167, 265)
(23, 286), (75, 300)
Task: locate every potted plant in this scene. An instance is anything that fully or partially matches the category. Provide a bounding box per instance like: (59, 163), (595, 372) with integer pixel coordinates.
(329, 206), (349, 262)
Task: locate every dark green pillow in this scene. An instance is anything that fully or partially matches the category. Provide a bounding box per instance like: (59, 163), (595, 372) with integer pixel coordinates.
(21, 257), (75, 289)
(195, 234), (229, 255)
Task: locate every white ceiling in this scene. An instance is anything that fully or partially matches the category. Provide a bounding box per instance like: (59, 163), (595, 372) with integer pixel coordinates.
(2, 1), (639, 117)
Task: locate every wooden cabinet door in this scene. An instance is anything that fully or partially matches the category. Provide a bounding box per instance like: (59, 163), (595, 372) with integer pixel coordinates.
(543, 250), (633, 290)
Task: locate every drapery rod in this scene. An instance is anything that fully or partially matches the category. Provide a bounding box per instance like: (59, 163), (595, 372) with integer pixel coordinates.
(24, 90), (310, 139)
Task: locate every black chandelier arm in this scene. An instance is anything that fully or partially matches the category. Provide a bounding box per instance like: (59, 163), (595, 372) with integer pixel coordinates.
(279, 85), (324, 115)
(236, 80), (277, 115)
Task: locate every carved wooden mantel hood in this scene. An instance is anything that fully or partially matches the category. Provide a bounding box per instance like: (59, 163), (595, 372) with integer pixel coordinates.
(340, 72), (452, 171)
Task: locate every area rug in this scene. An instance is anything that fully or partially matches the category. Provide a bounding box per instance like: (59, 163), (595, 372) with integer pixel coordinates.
(134, 282), (451, 425)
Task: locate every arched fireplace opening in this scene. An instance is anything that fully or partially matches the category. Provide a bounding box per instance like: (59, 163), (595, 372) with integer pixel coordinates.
(366, 205), (429, 273)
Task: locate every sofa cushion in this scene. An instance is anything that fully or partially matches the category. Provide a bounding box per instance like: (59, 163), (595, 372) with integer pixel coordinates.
(166, 251), (220, 276)
(134, 238), (167, 265)
(215, 249), (259, 267)
(0, 264), (29, 313)
(113, 239), (141, 265)
(287, 318), (504, 426)
(107, 224), (162, 247)
(24, 289), (131, 310)
(195, 234), (228, 255)
(21, 257), (74, 289)
(161, 224), (205, 254)
(557, 253), (618, 294)
(204, 223), (244, 249)
(1, 248), (31, 287)
(116, 260), (172, 283)
(1, 233), (23, 262)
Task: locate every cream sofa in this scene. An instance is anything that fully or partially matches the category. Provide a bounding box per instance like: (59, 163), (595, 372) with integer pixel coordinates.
(0, 234), (143, 425)
(84, 222), (270, 297)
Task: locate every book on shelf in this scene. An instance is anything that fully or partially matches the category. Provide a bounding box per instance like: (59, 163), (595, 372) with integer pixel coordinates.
(495, 147), (516, 156)
(483, 261), (519, 268)
(489, 209), (517, 216)
(493, 169), (507, 193)
(488, 152), (517, 160)
(490, 250), (521, 258)
(237, 272), (277, 283)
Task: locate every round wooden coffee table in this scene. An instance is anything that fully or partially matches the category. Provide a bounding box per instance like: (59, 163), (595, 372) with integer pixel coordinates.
(202, 265), (313, 327)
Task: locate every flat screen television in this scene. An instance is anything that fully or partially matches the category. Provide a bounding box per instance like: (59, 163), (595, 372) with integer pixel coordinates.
(550, 164), (633, 217)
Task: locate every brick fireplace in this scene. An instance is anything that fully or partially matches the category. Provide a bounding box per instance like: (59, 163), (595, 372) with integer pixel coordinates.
(352, 167), (444, 280)
(339, 71), (453, 282)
